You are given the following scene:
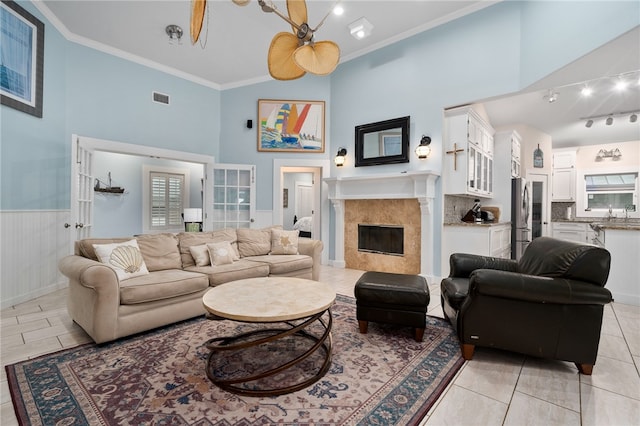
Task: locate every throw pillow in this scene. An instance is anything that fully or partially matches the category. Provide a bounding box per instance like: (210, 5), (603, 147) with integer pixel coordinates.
(270, 229), (300, 255)
(189, 244), (211, 267)
(93, 239), (149, 281)
(207, 241), (236, 266)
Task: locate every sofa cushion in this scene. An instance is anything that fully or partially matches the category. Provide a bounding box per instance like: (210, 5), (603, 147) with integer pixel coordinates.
(236, 227), (274, 257)
(185, 259), (269, 286)
(178, 229), (240, 268)
(189, 244), (211, 266)
(93, 239), (150, 281)
(270, 229), (299, 255)
(119, 269), (209, 304)
(135, 233), (182, 271)
(246, 255), (313, 276)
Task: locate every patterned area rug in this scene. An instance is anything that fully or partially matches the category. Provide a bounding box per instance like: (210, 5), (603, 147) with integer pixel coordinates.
(6, 295), (464, 425)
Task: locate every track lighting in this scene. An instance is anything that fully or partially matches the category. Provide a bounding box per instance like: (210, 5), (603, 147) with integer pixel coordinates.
(582, 110), (640, 128)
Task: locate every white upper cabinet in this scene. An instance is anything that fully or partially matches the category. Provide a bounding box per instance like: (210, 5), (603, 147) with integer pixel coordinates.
(552, 150), (577, 201)
(444, 107), (495, 198)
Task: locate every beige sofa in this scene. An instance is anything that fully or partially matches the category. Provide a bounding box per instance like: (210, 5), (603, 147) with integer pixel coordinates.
(58, 227), (323, 344)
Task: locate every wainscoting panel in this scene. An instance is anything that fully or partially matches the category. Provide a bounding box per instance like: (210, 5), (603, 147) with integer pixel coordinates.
(1, 210), (71, 309)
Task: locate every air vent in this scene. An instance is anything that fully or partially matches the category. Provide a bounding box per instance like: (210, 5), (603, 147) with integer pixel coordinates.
(152, 92), (170, 105)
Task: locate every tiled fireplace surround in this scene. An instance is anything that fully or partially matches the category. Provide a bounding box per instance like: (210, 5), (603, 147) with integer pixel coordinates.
(325, 171), (439, 280)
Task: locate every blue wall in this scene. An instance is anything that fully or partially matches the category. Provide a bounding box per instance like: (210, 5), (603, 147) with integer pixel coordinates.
(1, 0), (220, 210)
(2, 0), (638, 273)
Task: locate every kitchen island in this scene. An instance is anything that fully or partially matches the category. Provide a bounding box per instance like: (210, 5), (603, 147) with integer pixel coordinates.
(590, 221), (640, 306)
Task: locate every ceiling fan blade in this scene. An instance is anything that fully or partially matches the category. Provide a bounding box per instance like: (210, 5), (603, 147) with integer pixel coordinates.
(232, 0), (251, 5)
(268, 32), (306, 80)
(293, 41), (340, 76)
(190, 0), (206, 44)
(287, 0), (308, 33)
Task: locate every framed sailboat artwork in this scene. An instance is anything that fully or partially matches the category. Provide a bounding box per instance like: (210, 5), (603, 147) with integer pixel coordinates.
(257, 99), (325, 153)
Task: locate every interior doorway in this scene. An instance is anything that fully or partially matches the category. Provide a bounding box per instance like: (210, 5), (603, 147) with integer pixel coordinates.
(280, 167), (320, 238)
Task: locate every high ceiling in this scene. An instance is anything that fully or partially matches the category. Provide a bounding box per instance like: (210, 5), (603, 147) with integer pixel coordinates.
(37, 1), (639, 148)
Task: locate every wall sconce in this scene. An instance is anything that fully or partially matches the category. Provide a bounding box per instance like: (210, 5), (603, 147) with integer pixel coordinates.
(596, 148), (622, 161)
(415, 135), (432, 159)
(166, 24), (183, 45)
(334, 148), (347, 166)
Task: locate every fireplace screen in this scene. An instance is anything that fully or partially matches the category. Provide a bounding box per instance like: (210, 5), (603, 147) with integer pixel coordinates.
(358, 224), (404, 256)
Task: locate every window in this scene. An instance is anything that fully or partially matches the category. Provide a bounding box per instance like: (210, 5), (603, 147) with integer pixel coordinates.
(150, 172), (185, 229)
(585, 172), (637, 212)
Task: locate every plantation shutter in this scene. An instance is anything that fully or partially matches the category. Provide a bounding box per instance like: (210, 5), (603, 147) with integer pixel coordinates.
(150, 172), (184, 229)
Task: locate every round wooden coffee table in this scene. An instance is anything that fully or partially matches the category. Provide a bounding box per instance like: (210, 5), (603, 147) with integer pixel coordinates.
(202, 276), (336, 396)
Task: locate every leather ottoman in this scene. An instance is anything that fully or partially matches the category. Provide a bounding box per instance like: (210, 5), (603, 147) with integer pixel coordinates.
(354, 271), (430, 342)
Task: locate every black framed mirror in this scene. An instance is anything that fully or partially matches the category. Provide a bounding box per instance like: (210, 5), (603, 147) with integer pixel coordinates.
(355, 116), (410, 167)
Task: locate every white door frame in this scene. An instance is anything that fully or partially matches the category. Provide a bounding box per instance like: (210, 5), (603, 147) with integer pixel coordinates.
(72, 135), (215, 236)
(273, 159), (330, 265)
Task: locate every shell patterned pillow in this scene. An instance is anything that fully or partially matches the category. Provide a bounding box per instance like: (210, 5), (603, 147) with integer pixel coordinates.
(270, 229), (299, 255)
(92, 239), (150, 281)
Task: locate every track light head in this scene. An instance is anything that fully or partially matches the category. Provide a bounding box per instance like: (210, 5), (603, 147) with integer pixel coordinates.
(631, 114), (638, 123)
(585, 119), (593, 128)
(606, 116), (613, 126)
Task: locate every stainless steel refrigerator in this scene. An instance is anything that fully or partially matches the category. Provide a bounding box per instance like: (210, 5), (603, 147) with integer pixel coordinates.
(511, 177), (531, 260)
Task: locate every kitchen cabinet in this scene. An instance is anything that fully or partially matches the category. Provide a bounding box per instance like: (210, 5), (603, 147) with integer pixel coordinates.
(444, 107), (495, 198)
(551, 221), (594, 244)
(494, 130), (521, 179)
(441, 223), (511, 275)
(552, 150), (576, 201)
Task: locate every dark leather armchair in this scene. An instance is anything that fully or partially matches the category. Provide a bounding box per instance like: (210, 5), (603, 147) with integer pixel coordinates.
(440, 236), (612, 375)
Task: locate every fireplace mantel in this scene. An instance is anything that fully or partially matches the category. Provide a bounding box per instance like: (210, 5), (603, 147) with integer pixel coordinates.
(324, 171), (440, 280)
(325, 171), (439, 203)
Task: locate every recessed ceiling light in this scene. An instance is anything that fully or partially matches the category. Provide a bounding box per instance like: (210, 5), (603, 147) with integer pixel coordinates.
(580, 87), (593, 97)
(615, 79), (629, 91)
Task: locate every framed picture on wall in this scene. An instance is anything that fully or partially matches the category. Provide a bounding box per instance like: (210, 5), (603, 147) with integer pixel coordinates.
(0, 0), (45, 118)
(257, 99), (325, 152)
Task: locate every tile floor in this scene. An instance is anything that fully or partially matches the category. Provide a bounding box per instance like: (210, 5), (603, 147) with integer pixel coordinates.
(2, 265), (639, 425)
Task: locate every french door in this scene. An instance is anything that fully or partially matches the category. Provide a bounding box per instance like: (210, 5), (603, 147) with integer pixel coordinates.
(212, 164), (256, 229)
(70, 136), (94, 249)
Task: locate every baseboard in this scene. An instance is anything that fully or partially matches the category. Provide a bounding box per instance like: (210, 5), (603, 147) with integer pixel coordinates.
(0, 281), (68, 310)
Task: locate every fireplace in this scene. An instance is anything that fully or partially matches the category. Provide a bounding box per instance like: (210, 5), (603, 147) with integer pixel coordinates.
(324, 171), (439, 279)
(358, 224), (404, 256)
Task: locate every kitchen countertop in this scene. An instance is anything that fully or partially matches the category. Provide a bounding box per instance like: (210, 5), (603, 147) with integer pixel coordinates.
(444, 221), (511, 227)
(553, 218), (640, 231)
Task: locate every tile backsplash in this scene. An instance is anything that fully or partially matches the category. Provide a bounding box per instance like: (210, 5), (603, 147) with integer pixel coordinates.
(444, 195), (480, 223)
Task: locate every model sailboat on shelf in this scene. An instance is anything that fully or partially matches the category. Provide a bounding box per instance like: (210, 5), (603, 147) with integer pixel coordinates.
(94, 172), (125, 194)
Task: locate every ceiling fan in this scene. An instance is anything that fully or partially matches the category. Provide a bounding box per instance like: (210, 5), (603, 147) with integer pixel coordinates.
(231, 0), (341, 80)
